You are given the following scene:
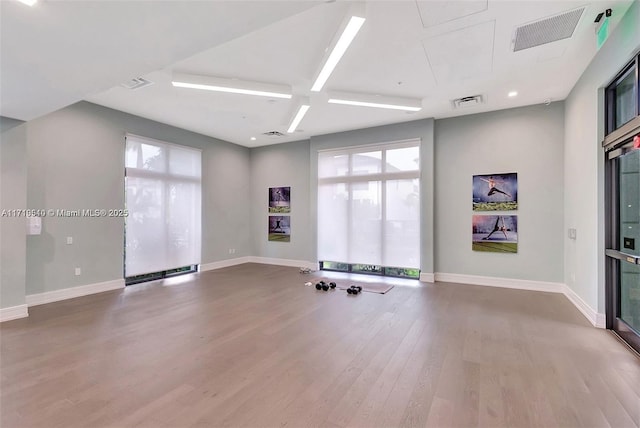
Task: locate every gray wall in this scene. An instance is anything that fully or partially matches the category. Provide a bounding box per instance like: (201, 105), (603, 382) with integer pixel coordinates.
(250, 140), (311, 262)
(435, 103), (565, 282)
(564, 1), (640, 312)
(0, 116), (24, 132)
(248, 109), (565, 282)
(24, 101), (251, 296)
(310, 119), (435, 273)
(1, 120), (27, 308)
(248, 119), (435, 272)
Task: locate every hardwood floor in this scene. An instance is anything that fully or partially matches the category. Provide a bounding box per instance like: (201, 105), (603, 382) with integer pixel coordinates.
(1, 263), (639, 428)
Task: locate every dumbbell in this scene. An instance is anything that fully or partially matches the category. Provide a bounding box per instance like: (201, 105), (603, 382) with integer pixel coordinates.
(347, 285), (362, 295)
(315, 281), (337, 291)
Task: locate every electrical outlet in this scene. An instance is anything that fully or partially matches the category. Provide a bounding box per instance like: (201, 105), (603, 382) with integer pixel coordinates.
(67, 236), (73, 245)
(568, 228), (577, 240)
(75, 267), (81, 276)
(228, 248), (236, 254)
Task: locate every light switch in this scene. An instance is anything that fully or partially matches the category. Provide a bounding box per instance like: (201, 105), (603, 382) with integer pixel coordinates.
(67, 236), (73, 245)
(568, 228), (577, 240)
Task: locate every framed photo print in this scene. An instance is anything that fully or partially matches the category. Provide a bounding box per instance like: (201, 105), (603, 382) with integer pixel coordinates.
(269, 186), (291, 213)
(268, 216), (290, 242)
(472, 215), (518, 253)
(472, 173), (517, 211)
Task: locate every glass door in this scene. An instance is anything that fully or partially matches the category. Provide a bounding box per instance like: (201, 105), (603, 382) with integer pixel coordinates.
(606, 144), (640, 353)
(605, 53), (640, 353)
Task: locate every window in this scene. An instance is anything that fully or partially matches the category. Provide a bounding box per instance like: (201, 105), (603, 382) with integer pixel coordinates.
(318, 140), (420, 275)
(125, 135), (201, 280)
(606, 54), (640, 135)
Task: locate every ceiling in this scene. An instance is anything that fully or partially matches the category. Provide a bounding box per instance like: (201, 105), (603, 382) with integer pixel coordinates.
(0, 1), (320, 121)
(1, 1), (633, 148)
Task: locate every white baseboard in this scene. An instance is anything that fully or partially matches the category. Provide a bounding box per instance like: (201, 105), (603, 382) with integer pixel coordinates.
(248, 257), (318, 271)
(419, 272), (435, 283)
(435, 272), (564, 293)
(0, 304), (28, 322)
(14, 266), (607, 330)
(200, 256), (251, 272)
(26, 279), (125, 307)
(562, 284), (606, 328)
(595, 313), (606, 328)
(434, 272), (605, 328)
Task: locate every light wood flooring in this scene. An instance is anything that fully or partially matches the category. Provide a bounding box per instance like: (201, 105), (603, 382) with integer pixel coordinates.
(1, 263), (639, 428)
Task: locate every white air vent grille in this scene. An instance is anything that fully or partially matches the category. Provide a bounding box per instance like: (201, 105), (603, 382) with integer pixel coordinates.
(121, 77), (154, 90)
(513, 7), (585, 52)
(262, 131), (285, 137)
(451, 95), (484, 109)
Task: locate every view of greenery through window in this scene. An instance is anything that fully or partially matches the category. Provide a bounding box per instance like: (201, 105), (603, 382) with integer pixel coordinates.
(320, 261), (420, 279)
(125, 265), (197, 285)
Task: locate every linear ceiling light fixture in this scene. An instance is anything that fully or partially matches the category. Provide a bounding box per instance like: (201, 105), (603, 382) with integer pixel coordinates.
(311, 8), (366, 92)
(329, 99), (422, 111)
(287, 104), (310, 133)
(328, 91), (422, 112)
(17, 0), (37, 5)
(172, 72), (292, 99)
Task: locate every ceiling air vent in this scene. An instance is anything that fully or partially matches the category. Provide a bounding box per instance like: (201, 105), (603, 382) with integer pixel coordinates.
(262, 131), (285, 137)
(513, 7), (585, 52)
(451, 95), (484, 109)
(120, 77), (154, 90)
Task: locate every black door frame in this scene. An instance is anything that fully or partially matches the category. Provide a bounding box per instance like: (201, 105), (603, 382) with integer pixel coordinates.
(604, 123), (640, 354)
(603, 52), (640, 354)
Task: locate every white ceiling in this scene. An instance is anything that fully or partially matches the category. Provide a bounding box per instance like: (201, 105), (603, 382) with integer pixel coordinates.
(2, 0), (633, 148)
(0, 0), (320, 121)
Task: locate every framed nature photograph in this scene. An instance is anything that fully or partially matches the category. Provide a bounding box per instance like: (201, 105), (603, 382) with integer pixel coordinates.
(472, 215), (518, 253)
(268, 216), (290, 242)
(269, 186), (291, 213)
(472, 172), (518, 211)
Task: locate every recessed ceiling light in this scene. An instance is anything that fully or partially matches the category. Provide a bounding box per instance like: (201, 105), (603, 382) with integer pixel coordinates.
(17, 0), (37, 6)
(250, 137), (256, 141)
(311, 13), (366, 92)
(508, 91), (518, 97)
(172, 72), (292, 99)
(287, 104), (310, 133)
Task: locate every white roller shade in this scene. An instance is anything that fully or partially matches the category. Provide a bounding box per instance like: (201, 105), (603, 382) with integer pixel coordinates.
(318, 140), (420, 268)
(125, 135), (201, 277)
